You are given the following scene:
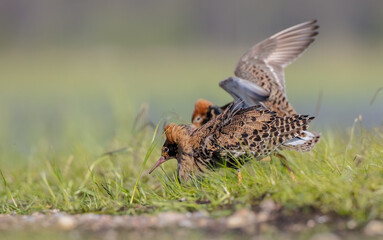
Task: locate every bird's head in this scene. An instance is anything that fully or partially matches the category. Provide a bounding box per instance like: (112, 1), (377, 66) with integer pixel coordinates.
(191, 99), (221, 128)
(149, 123), (190, 175)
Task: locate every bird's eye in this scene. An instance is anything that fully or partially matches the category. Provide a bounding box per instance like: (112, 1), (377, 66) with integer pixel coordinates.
(195, 116), (202, 122)
(163, 147), (169, 153)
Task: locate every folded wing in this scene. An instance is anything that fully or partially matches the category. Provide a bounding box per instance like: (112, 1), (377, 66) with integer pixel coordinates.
(214, 105), (316, 157)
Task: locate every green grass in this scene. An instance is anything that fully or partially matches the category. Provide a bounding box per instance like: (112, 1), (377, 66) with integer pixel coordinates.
(0, 45), (383, 226)
(1, 107), (383, 224)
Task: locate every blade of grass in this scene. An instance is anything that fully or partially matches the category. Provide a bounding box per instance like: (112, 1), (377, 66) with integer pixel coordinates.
(0, 169), (18, 208)
(40, 171), (57, 203)
(79, 155), (109, 190)
(130, 120), (163, 204)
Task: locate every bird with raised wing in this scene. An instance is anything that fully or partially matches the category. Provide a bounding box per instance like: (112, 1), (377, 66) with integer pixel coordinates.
(150, 104), (317, 181)
(191, 20), (320, 152)
(192, 20), (319, 124)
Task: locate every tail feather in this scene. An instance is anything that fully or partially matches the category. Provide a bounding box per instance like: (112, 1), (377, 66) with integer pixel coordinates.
(282, 131), (320, 152)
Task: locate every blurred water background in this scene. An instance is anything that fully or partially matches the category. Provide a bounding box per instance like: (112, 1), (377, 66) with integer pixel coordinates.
(0, 0), (382, 157)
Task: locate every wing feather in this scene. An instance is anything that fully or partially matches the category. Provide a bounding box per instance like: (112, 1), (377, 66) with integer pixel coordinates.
(214, 107), (315, 156)
(235, 20), (319, 90)
(219, 76), (269, 108)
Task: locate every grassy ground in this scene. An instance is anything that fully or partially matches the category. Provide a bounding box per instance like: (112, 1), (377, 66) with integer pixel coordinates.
(1, 111), (383, 223)
(0, 46), (383, 229)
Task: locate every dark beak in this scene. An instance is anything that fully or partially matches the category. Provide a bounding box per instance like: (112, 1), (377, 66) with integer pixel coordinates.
(149, 156), (166, 174)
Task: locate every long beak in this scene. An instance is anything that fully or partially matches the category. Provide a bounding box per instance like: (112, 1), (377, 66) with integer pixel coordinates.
(149, 156), (166, 174)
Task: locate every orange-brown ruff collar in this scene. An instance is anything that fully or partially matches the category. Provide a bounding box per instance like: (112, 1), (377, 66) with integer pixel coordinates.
(164, 123), (178, 144)
(191, 99), (213, 121)
(149, 123), (191, 174)
(148, 123), (178, 174)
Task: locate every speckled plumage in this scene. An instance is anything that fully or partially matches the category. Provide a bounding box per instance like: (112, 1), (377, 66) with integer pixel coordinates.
(150, 104), (316, 180)
(192, 20), (319, 122)
(191, 20), (321, 151)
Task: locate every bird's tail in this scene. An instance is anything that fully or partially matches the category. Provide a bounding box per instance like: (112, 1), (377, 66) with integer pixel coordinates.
(282, 131), (320, 152)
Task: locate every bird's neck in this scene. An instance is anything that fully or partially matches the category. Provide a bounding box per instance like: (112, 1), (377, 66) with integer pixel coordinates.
(175, 134), (201, 180)
(165, 124), (201, 180)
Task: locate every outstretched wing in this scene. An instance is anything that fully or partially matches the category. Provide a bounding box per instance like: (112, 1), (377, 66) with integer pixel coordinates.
(234, 20), (319, 92)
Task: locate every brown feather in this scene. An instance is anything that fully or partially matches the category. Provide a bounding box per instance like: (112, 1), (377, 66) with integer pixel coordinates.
(191, 99), (213, 122)
(190, 21), (321, 150)
(155, 105), (317, 180)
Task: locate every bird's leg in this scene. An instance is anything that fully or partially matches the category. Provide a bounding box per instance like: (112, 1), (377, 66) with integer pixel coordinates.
(274, 153), (297, 182)
(237, 169), (242, 183)
(260, 156), (272, 162)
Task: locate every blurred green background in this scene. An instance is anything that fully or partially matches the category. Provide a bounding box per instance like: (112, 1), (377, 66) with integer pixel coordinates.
(0, 0), (383, 157)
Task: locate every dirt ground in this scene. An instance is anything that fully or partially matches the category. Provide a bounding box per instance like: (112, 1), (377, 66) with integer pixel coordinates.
(2, 201), (383, 240)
